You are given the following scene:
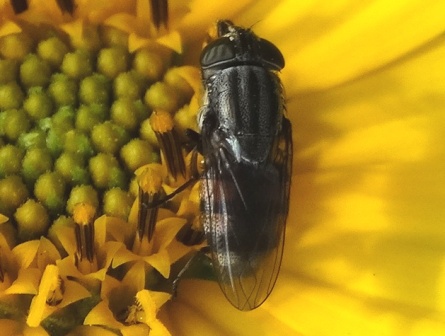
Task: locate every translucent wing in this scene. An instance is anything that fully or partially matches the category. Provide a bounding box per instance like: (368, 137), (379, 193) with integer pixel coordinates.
(200, 118), (292, 311)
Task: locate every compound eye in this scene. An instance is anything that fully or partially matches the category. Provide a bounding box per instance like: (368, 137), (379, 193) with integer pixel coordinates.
(200, 37), (235, 68)
(258, 38), (285, 70)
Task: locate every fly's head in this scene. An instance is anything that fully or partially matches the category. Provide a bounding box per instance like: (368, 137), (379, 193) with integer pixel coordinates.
(200, 20), (285, 79)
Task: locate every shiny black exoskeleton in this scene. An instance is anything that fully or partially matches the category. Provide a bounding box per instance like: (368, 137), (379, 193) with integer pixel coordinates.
(198, 20), (292, 311)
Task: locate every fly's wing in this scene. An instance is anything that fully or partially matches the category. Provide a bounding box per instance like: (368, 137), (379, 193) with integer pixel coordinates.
(201, 117), (292, 311)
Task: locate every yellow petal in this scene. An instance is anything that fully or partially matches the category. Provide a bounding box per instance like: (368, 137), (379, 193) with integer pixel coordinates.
(160, 280), (299, 335)
(83, 300), (123, 330)
(5, 268), (41, 295)
(0, 214), (8, 224)
(67, 325), (118, 336)
(27, 265), (58, 327)
(143, 248), (171, 278)
(12, 240), (40, 269)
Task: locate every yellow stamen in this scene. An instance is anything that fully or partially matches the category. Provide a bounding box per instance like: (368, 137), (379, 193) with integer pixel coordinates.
(150, 110), (186, 181)
(72, 203), (96, 226)
(136, 167), (163, 244)
(150, 110), (174, 134)
(72, 203), (97, 273)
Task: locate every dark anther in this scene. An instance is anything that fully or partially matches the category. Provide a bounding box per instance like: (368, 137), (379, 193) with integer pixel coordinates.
(150, 0), (169, 30)
(56, 0), (76, 15)
(10, 0), (28, 14)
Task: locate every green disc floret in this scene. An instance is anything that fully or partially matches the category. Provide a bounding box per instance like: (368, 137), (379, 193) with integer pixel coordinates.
(22, 147), (53, 184)
(0, 81), (25, 109)
(64, 130), (95, 158)
(110, 98), (139, 131)
(17, 128), (47, 149)
(24, 87), (54, 120)
(61, 50), (93, 79)
(103, 187), (133, 219)
(48, 73), (78, 106)
(0, 59), (18, 84)
(139, 118), (159, 147)
(0, 145), (24, 178)
(113, 71), (145, 100)
(0, 175), (29, 217)
(46, 129), (65, 158)
(1, 109), (31, 141)
(0, 32), (33, 60)
(52, 106), (76, 132)
(34, 171), (67, 214)
(164, 67), (195, 104)
(89, 153), (127, 189)
(120, 139), (155, 172)
(144, 82), (180, 113)
(79, 73), (111, 105)
(75, 104), (108, 133)
(20, 54), (52, 88)
(132, 48), (165, 82)
(66, 185), (99, 215)
(97, 47), (129, 79)
(15, 199), (50, 242)
(55, 152), (90, 186)
(37, 36), (69, 69)
(91, 121), (129, 154)
(99, 25), (129, 48)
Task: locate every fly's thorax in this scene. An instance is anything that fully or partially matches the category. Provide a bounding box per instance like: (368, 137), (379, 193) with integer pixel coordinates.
(201, 65), (283, 163)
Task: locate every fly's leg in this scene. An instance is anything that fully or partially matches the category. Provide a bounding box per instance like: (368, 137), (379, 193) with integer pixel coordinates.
(172, 247), (213, 298)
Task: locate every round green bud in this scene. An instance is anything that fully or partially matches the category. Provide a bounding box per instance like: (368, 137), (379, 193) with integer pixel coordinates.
(17, 128), (46, 149)
(97, 47), (129, 79)
(23, 87), (54, 120)
(174, 104), (199, 139)
(164, 67), (194, 104)
(1, 109), (31, 142)
(34, 172), (67, 214)
(89, 153), (127, 189)
(103, 188), (133, 219)
(0, 145), (24, 178)
(66, 185), (99, 215)
(144, 82), (179, 113)
(55, 152), (90, 186)
(139, 117), (159, 147)
(0, 32), (33, 60)
(75, 104), (108, 133)
(91, 121), (129, 154)
(48, 73), (78, 106)
(51, 106), (76, 135)
(133, 48), (165, 82)
(46, 129), (65, 158)
(129, 176), (139, 198)
(37, 36), (69, 69)
(15, 199), (50, 242)
(79, 73), (111, 105)
(20, 54), (51, 88)
(110, 98), (139, 132)
(120, 139), (154, 172)
(22, 147), (53, 184)
(99, 25), (128, 48)
(134, 99), (150, 121)
(113, 71), (145, 100)
(0, 82), (24, 110)
(0, 59), (18, 84)
(61, 50), (93, 79)
(0, 175), (29, 216)
(64, 130), (95, 158)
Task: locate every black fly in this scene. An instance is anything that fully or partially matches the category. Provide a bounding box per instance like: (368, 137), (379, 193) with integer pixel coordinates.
(196, 20), (292, 311)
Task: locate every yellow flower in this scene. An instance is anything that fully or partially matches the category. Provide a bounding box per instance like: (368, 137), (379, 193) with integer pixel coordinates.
(0, 0), (444, 335)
